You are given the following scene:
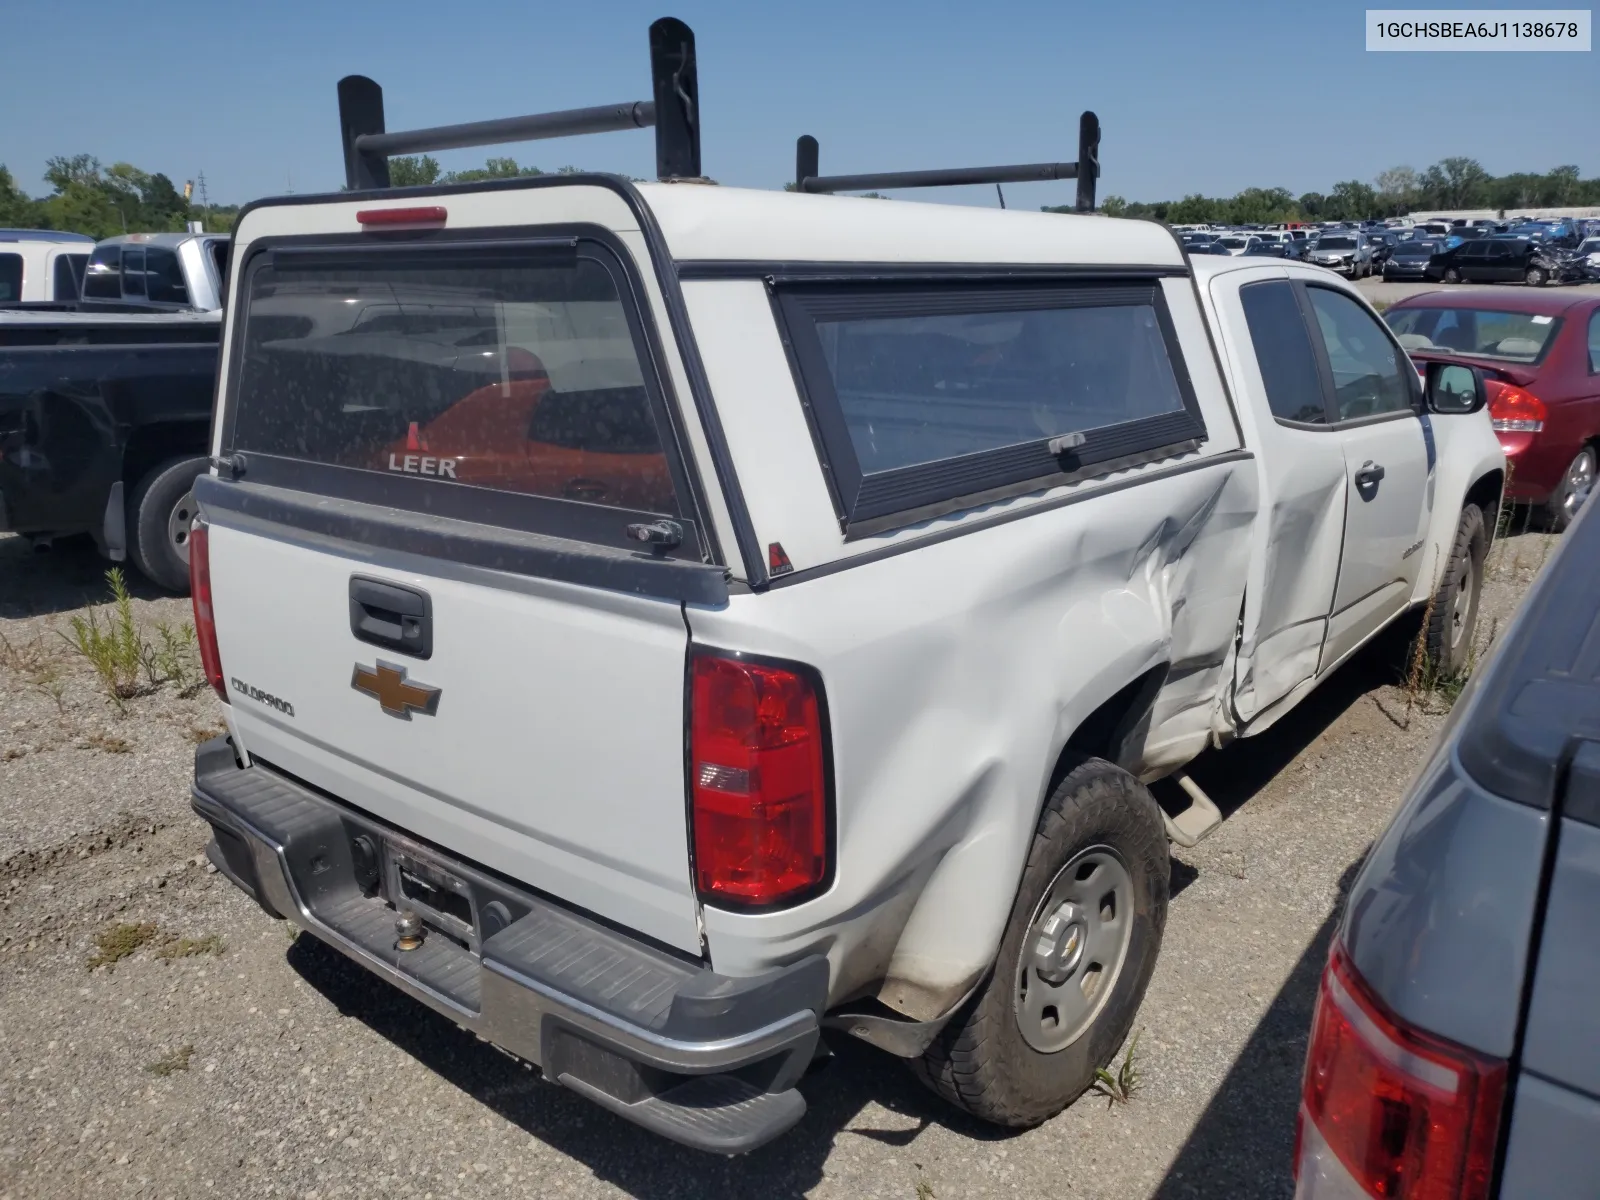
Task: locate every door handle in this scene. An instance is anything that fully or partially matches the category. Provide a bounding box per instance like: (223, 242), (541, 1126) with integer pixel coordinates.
(1354, 461), (1386, 496)
(349, 576), (432, 659)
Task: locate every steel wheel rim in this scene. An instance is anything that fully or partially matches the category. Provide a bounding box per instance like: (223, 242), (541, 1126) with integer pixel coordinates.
(1451, 556), (1474, 649)
(1563, 452), (1595, 519)
(1014, 845), (1135, 1054)
(167, 490), (196, 566)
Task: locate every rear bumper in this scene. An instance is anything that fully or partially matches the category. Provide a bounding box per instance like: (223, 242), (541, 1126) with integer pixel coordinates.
(191, 737), (827, 1154)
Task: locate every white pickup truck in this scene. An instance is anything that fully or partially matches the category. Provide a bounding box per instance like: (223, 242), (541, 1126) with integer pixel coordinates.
(186, 20), (1504, 1155)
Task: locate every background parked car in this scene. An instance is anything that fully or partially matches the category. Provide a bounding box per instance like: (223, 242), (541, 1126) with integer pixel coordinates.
(1388, 289), (1600, 529)
(1296, 490), (1600, 1200)
(1243, 239), (1294, 259)
(1307, 233), (1374, 278)
(1574, 236), (1600, 281)
(1427, 237), (1569, 287)
(0, 230), (92, 304)
(1382, 238), (1441, 281)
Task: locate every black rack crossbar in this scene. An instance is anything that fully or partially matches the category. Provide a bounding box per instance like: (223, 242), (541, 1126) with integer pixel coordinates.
(801, 160), (1080, 195)
(355, 102), (657, 159)
(338, 17), (700, 190)
(795, 110), (1102, 211)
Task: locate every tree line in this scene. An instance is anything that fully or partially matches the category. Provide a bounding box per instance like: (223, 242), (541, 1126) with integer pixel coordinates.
(1057, 159), (1600, 225)
(0, 155), (240, 237)
(5, 153), (1596, 240)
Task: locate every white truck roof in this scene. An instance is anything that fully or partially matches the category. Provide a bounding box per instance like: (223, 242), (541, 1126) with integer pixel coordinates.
(637, 183), (1184, 267)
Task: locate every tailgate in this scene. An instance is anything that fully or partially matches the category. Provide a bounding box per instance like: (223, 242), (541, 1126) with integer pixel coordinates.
(201, 218), (722, 953)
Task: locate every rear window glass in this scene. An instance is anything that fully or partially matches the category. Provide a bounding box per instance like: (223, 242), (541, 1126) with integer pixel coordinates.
(121, 247), (147, 298)
(231, 247), (676, 516)
(0, 253), (21, 302)
(146, 247), (188, 304)
(1385, 306), (1561, 363)
(83, 247), (121, 299)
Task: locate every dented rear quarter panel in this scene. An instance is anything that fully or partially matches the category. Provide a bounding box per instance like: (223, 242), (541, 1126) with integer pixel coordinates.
(689, 456), (1258, 1015)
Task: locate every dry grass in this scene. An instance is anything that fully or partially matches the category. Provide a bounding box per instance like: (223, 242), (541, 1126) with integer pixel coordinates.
(144, 1044), (195, 1077)
(82, 730), (132, 755)
(153, 934), (225, 962)
(86, 921), (160, 970)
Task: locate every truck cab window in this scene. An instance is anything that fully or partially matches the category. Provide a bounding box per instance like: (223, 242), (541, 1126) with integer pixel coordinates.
(1239, 280), (1327, 425)
(121, 247), (147, 298)
(145, 247), (189, 304)
(0, 253), (21, 302)
(1306, 287), (1413, 422)
(83, 246), (122, 299)
(52, 253), (85, 300)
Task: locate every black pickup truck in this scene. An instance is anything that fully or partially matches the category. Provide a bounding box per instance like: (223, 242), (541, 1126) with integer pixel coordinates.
(0, 310), (220, 591)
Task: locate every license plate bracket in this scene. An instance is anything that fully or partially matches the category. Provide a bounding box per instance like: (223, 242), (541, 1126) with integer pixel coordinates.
(383, 842), (479, 950)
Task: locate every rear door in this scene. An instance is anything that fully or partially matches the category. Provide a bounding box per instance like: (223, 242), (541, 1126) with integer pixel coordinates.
(204, 210), (720, 952)
(1484, 239), (1515, 282)
(1457, 240), (1489, 281)
(1303, 284), (1431, 669)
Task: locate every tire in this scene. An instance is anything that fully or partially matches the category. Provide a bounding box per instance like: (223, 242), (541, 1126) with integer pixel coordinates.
(911, 754), (1168, 1127)
(1422, 505), (1487, 676)
(127, 455), (208, 593)
(1546, 446), (1597, 533)
(1525, 267), (1546, 287)
(1444, 267), (1462, 284)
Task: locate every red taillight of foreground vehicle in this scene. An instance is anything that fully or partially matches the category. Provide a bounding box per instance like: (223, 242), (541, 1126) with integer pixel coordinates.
(690, 653), (830, 907)
(188, 520), (227, 703)
(1295, 943), (1506, 1200)
(1486, 380), (1546, 433)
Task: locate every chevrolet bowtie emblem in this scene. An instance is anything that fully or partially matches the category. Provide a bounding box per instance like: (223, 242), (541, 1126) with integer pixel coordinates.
(351, 661), (441, 720)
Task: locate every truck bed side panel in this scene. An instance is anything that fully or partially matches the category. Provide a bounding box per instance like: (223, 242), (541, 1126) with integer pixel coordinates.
(687, 458), (1257, 1014)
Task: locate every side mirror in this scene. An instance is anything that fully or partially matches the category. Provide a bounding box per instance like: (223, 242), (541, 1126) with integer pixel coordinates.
(1425, 361), (1487, 415)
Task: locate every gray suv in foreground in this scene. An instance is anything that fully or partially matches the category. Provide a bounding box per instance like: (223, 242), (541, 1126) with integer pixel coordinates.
(1296, 500), (1600, 1197)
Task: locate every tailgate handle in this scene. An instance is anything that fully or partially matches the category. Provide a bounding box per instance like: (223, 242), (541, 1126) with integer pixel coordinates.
(349, 577), (432, 660)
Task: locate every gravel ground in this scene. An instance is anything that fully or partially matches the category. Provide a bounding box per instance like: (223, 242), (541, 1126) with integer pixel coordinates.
(0, 524), (1560, 1200)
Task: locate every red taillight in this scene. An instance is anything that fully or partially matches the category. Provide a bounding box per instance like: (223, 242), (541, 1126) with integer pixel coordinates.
(355, 206), (447, 226)
(188, 520), (227, 703)
(1486, 380), (1545, 433)
(1296, 944), (1505, 1200)
(690, 653), (829, 906)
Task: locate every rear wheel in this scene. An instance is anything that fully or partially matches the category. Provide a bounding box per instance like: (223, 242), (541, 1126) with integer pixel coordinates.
(1547, 446), (1597, 533)
(1525, 266), (1546, 287)
(911, 755), (1167, 1127)
(1422, 505), (1486, 676)
(127, 455), (208, 593)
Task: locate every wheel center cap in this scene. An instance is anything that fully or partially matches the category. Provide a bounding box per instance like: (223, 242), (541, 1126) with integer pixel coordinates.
(1032, 904), (1087, 984)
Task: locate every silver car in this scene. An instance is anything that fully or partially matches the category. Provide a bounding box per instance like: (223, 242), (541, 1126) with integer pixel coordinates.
(1307, 232), (1375, 279)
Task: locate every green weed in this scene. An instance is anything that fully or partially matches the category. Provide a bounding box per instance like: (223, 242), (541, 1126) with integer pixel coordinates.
(1093, 1028), (1143, 1106)
(63, 570), (148, 708)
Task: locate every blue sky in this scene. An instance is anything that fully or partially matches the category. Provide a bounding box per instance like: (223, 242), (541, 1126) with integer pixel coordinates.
(3, 0), (1595, 209)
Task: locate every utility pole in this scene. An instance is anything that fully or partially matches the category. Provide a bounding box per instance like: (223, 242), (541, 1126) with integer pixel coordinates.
(197, 171), (210, 211)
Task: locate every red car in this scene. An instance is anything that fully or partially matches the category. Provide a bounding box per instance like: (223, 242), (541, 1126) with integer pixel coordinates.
(1386, 288), (1600, 529)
